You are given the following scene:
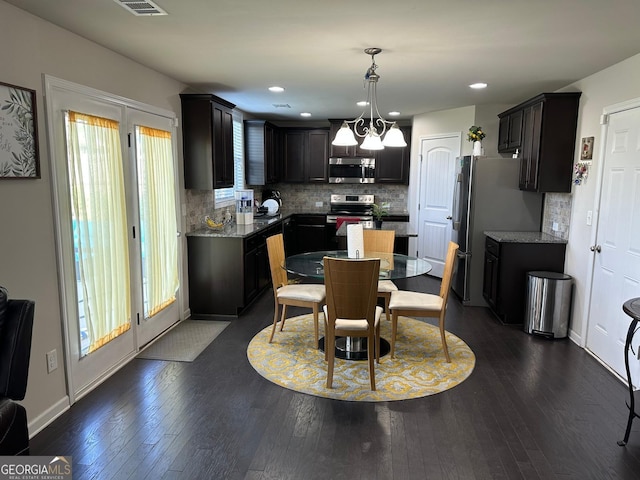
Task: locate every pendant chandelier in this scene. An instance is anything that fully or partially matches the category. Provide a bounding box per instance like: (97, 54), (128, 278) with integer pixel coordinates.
(332, 48), (407, 150)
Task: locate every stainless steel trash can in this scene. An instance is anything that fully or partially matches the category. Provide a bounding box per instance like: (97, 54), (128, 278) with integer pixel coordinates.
(524, 271), (573, 338)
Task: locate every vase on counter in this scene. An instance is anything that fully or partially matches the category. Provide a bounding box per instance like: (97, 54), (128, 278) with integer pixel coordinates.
(374, 220), (383, 229)
(473, 141), (483, 156)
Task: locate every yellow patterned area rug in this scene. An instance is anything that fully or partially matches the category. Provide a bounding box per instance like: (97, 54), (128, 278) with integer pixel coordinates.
(247, 314), (475, 402)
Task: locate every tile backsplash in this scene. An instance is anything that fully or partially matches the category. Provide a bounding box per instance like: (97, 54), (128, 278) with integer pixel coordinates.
(185, 184), (574, 240)
(542, 193), (572, 240)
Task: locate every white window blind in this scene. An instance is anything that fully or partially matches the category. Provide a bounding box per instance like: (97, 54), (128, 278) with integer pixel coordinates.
(214, 110), (245, 203)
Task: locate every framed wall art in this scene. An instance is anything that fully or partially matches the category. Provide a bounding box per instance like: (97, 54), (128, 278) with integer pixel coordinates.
(0, 81), (40, 179)
(581, 136), (594, 161)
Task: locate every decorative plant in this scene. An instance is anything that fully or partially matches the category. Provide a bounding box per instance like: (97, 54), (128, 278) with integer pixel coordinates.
(372, 203), (388, 221)
(467, 125), (486, 143)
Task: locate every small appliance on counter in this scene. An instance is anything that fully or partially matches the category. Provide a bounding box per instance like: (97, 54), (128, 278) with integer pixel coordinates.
(235, 189), (254, 224)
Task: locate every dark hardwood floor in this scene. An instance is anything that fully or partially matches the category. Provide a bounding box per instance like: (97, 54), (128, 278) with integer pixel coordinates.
(31, 275), (640, 479)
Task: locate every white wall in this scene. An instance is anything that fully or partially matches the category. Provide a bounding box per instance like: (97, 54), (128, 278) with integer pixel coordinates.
(0, 1), (186, 434)
(560, 53), (640, 343)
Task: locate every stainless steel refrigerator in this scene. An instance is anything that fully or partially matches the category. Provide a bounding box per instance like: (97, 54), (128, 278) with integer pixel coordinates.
(451, 155), (543, 306)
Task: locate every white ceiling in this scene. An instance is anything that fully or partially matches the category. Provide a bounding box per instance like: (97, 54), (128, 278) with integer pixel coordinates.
(6, 0), (640, 123)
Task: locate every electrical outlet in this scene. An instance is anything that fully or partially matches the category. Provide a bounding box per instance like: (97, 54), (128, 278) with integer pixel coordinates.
(552, 222), (559, 231)
(46, 349), (58, 373)
(315, 201), (323, 207)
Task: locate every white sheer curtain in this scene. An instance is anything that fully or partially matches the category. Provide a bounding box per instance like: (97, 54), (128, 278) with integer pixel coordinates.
(65, 111), (131, 353)
(135, 125), (178, 318)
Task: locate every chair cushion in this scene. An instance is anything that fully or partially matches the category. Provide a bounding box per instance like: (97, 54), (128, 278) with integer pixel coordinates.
(277, 284), (325, 303)
(377, 280), (398, 293)
(323, 305), (382, 330)
(389, 290), (443, 311)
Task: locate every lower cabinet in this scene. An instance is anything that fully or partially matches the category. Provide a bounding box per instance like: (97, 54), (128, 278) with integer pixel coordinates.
(187, 223), (281, 317)
(482, 236), (566, 324)
(285, 214), (330, 255)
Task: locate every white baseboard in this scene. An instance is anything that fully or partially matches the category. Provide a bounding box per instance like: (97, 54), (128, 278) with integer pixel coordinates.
(28, 396), (70, 439)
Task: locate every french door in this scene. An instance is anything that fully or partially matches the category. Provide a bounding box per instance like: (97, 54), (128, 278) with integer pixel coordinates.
(45, 76), (182, 401)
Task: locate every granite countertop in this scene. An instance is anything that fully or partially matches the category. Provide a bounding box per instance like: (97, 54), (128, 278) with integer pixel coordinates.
(484, 231), (567, 244)
(187, 214), (287, 238)
(336, 221), (417, 237)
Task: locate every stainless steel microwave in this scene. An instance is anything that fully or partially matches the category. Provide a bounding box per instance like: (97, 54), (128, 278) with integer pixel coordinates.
(328, 157), (375, 183)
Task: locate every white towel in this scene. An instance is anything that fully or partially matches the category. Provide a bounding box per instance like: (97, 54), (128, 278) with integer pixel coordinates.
(347, 223), (364, 259)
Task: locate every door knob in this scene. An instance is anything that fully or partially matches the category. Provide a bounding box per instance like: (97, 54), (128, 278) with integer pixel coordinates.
(590, 245), (601, 253)
(446, 215), (453, 220)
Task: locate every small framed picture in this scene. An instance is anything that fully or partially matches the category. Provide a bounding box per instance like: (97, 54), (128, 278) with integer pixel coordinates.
(581, 136), (594, 161)
(0, 81), (40, 179)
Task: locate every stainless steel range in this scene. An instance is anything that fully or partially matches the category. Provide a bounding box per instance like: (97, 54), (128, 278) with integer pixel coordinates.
(326, 194), (374, 226)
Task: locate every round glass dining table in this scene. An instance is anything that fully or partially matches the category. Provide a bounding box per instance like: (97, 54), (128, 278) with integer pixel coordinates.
(282, 250), (432, 360)
(282, 250), (432, 280)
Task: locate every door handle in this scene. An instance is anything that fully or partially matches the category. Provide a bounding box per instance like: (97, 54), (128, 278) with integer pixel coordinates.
(590, 245), (601, 253)
(446, 216), (453, 220)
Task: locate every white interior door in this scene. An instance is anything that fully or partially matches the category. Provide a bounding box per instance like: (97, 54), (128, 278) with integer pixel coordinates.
(417, 134), (460, 277)
(586, 104), (640, 383)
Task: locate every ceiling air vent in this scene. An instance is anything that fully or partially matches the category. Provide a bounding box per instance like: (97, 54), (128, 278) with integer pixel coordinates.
(114, 0), (168, 16)
(273, 104), (291, 109)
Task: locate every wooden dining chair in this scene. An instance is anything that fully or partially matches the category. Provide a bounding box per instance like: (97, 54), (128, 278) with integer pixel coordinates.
(323, 256), (382, 390)
(363, 229), (397, 321)
(388, 241), (459, 362)
(266, 233), (326, 348)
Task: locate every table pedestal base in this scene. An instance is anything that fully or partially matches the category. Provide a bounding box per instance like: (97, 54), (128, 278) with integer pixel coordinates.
(319, 337), (390, 361)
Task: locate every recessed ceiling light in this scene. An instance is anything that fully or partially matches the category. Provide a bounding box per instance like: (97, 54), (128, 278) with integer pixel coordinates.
(356, 101), (369, 107)
(469, 82), (488, 89)
(300, 112), (312, 117)
(269, 86), (285, 93)
(388, 111), (401, 116)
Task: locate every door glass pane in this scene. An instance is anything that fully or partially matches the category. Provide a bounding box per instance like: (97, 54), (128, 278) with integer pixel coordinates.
(65, 111), (131, 356)
(135, 125), (178, 319)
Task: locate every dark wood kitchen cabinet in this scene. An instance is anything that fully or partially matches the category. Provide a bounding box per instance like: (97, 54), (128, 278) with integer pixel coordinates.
(180, 94), (235, 189)
(281, 128), (329, 183)
(375, 125), (411, 184)
(498, 92), (581, 193)
(482, 235), (566, 324)
(187, 222), (281, 317)
(285, 214), (330, 255)
(497, 109), (523, 153)
(244, 120), (281, 185)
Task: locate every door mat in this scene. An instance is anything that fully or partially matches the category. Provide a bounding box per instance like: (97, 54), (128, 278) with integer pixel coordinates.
(137, 320), (230, 362)
(247, 314), (475, 402)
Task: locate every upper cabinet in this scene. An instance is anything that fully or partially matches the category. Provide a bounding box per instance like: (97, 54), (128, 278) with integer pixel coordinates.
(281, 128), (329, 183)
(497, 109), (523, 153)
(375, 125), (411, 185)
(328, 120), (411, 185)
(498, 92), (581, 193)
(180, 94), (235, 189)
(244, 120), (281, 185)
